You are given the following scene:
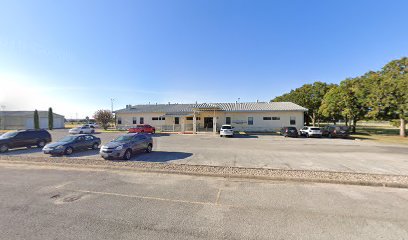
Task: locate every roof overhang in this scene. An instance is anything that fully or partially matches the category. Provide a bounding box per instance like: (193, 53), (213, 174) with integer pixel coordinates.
(162, 112), (194, 117)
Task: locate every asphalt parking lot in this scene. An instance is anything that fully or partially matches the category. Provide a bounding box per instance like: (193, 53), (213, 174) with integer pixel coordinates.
(2, 164), (408, 240)
(2, 129), (408, 175)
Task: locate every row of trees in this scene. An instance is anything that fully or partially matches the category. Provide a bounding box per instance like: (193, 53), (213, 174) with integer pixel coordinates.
(33, 107), (54, 130)
(272, 57), (408, 137)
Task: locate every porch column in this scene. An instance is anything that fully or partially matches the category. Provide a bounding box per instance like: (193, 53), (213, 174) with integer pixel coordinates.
(193, 111), (197, 134)
(181, 117), (185, 133)
(213, 116), (217, 134)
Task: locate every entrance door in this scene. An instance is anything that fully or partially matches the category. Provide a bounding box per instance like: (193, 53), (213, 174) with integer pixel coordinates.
(204, 117), (213, 129)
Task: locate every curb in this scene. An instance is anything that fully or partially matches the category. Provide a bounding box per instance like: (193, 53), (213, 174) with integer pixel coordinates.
(1, 156), (408, 188)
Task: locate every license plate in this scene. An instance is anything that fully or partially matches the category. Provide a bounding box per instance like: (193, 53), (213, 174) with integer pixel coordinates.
(44, 150), (50, 154)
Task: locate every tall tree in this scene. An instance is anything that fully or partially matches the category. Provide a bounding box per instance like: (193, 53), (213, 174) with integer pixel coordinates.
(48, 107), (54, 130)
(319, 85), (344, 124)
(338, 78), (369, 133)
(93, 109), (114, 130)
(34, 110), (40, 129)
(272, 81), (334, 126)
(375, 57), (408, 137)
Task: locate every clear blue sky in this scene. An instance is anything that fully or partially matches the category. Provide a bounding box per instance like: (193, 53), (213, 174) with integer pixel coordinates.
(1, 0), (407, 118)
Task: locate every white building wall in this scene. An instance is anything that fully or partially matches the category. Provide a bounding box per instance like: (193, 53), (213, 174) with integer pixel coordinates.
(212, 111), (304, 132)
(116, 111), (305, 132)
(116, 112), (167, 128)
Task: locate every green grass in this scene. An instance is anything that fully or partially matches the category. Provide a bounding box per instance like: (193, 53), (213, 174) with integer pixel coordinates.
(352, 126), (407, 145)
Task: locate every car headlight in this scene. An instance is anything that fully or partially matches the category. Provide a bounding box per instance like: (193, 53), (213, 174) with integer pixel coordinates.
(56, 145), (64, 149)
(115, 145), (123, 150)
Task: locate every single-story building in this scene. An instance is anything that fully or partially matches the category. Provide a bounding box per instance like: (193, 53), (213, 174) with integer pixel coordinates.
(115, 102), (308, 133)
(0, 111), (65, 130)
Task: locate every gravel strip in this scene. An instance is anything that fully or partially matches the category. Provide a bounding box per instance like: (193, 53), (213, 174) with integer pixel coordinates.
(1, 155), (408, 188)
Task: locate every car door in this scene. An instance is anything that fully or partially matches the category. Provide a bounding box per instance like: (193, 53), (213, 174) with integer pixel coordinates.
(73, 136), (86, 150)
(12, 132), (30, 148)
(84, 135), (94, 148)
(9, 133), (24, 148)
(82, 127), (89, 134)
(131, 135), (144, 152)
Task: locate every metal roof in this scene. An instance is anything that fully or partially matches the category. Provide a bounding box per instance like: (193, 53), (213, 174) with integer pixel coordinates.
(1, 111), (65, 118)
(115, 102), (307, 113)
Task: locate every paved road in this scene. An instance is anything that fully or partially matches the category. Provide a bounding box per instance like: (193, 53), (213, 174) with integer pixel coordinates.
(1, 163), (408, 240)
(2, 129), (408, 175)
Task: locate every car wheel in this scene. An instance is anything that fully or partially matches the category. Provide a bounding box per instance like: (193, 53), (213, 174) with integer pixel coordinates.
(0, 144), (9, 153)
(65, 147), (73, 155)
(328, 133), (332, 138)
(92, 142), (99, 150)
(37, 140), (46, 148)
(305, 133), (309, 138)
(123, 149), (132, 160)
(79, 131), (83, 134)
(145, 144), (152, 153)
(91, 130), (95, 134)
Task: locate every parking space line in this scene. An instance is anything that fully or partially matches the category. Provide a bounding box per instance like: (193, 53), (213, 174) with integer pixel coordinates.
(67, 189), (234, 207)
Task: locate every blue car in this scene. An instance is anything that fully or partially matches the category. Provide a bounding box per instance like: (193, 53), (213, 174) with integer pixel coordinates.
(43, 134), (101, 156)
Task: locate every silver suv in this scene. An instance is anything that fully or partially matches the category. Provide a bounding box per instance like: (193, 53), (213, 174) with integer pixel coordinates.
(299, 126), (322, 138)
(100, 133), (153, 160)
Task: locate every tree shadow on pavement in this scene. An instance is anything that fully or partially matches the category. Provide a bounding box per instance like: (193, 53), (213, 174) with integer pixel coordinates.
(1, 148), (43, 155)
(130, 151), (193, 163)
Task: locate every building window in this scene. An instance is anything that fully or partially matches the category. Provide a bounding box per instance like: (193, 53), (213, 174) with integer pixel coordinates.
(160, 117), (165, 120)
(263, 117), (271, 120)
(290, 116), (296, 125)
(152, 117), (159, 121)
(226, 117), (231, 124)
(272, 117), (280, 120)
(132, 117), (137, 124)
(186, 117), (200, 121)
(140, 117), (144, 124)
(175, 117), (179, 125)
(248, 117), (253, 125)
(117, 117), (122, 125)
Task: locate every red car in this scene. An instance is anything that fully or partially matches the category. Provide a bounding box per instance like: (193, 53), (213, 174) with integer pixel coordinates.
(128, 124), (156, 134)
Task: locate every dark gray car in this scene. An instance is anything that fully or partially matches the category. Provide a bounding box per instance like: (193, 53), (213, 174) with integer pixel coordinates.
(0, 129), (52, 153)
(43, 134), (101, 156)
(100, 133), (153, 160)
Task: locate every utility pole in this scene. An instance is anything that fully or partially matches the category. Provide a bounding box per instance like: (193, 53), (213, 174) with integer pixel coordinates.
(110, 98), (115, 112)
(111, 98), (116, 129)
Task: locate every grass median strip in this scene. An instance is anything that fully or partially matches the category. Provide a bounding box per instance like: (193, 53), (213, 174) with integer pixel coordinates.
(1, 155), (408, 188)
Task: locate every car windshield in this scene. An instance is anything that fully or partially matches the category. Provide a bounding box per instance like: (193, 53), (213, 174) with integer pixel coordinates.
(311, 128), (320, 130)
(58, 136), (77, 142)
(113, 135), (134, 142)
(222, 126), (232, 129)
(0, 131), (18, 139)
(287, 127), (297, 130)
